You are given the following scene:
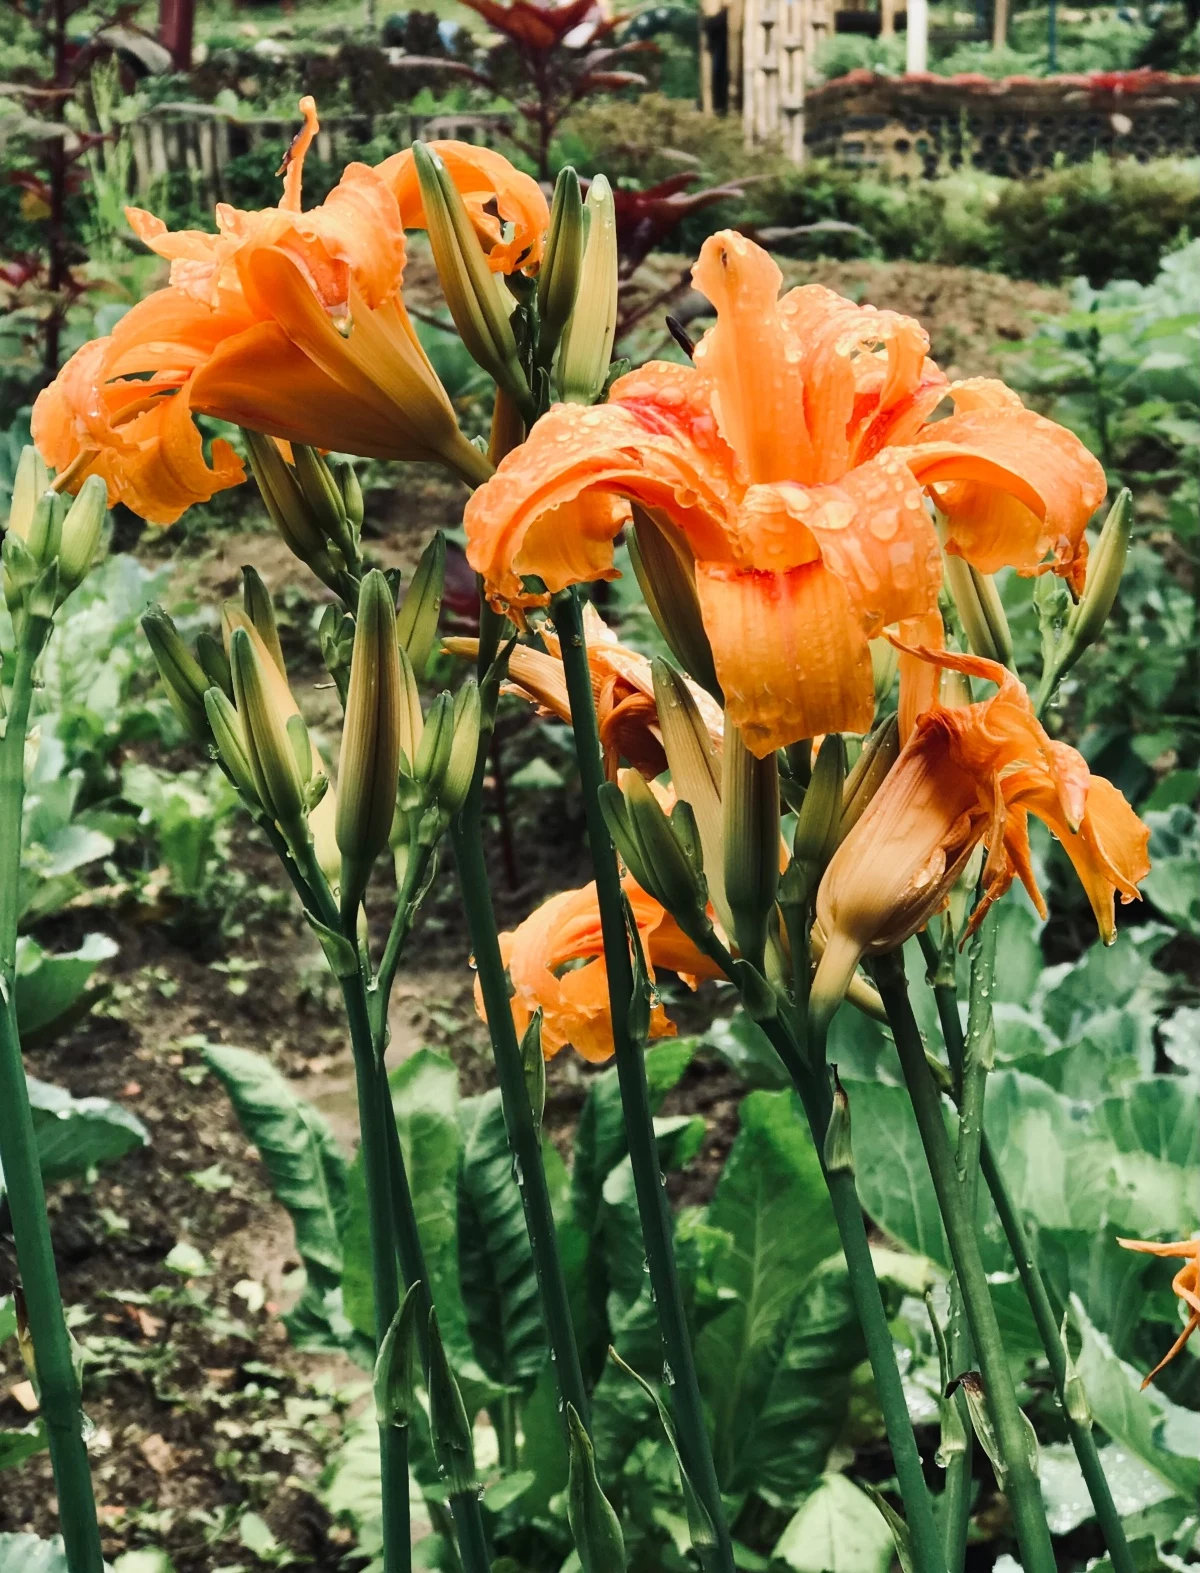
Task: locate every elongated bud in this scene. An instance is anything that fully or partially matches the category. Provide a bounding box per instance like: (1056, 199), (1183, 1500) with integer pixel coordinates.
(333, 458), (363, 535)
(611, 771), (707, 929)
(230, 627), (308, 838)
(723, 720), (779, 969)
(375, 1282), (423, 1429)
(442, 680), (481, 817)
(318, 604), (356, 705)
(293, 444), (358, 563)
(413, 691), (454, 792)
(242, 566), (286, 675)
(397, 644), (425, 774)
(413, 142), (531, 414)
(521, 1010), (546, 1130)
(244, 429), (332, 569)
(309, 780), (342, 892)
(427, 1308), (477, 1497)
(567, 1403), (626, 1573)
(222, 605), (301, 730)
(6, 447), (49, 542)
(396, 531), (446, 676)
(1061, 488), (1133, 675)
(337, 570), (403, 916)
(629, 508), (719, 699)
(537, 166), (584, 368)
(56, 474), (107, 595)
(840, 716), (899, 839)
(943, 554), (1013, 668)
(143, 606), (211, 741)
(600, 782), (653, 891)
(3, 531), (39, 616)
(822, 1069), (853, 1174)
(205, 686), (258, 802)
(196, 631), (233, 699)
(793, 733), (846, 880)
(558, 175), (618, 406)
(652, 659), (730, 934)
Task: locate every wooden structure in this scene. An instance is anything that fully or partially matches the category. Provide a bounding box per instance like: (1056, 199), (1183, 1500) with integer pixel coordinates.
(700, 0), (835, 160)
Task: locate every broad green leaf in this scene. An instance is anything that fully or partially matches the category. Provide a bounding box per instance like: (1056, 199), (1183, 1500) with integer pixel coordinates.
(0, 1076), (148, 1201)
(1142, 808), (1200, 935)
(772, 1475), (894, 1573)
(457, 1088), (547, 1393)
(730, 1256), (864, 1506)
(696, 1090), (839, 1484)
(0, 1536), (69, 1573)
(1071, 1294), (1200, 1501)
(839, 1079), (947, 1263)
(0, 1422), (47, 1472)
(1039, 1442), (1174, 1536)
(204, 1044), (348, 1342)
(14, 933), (116, 1043)
(990, 898), (1045, 1008)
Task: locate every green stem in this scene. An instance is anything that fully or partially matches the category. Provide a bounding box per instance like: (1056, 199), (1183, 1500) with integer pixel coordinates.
(554, 587), (736, 1573)
(874, 956), (1056, 1573)
(917, 935), (1136, 1573)
(451, 1493), (493, 1573)
(0, 633), (104, 1573)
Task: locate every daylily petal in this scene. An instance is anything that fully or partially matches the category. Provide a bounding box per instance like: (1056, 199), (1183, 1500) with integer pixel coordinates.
(694, 559), (875, 755)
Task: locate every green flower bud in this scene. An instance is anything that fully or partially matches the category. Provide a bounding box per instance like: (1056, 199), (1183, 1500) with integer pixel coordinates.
(793, 733), (846, 878)
(293, 445), (357, 564)
(205, 686), (258, 802)
(230, 626), (308, 838)
(56, 474), (108, 596)
(196, 631), (233, 699)
(333, 458), (364, 534)
(3, 529), (39, 617)
(629, 508), (719, 699)
(441, 680), (481, 817)
(566, 1403), (626, 1573)
(651, 658), (730, 935)
(1061, 488), (1133, 676)
(621, 770), (707, 928)
(397, 643), (425, 776)
(722, 720), (779, 969)
(24, 489), (62, 569)
(374, 1282), (423, 1429)
(395, 531), (446, 677)
(243, 429), (332, 569)
(241, 565), (286, 675)
(521, 1010), (546, 1131)
(412, 142), (531, 416)
(537, 166), (584, 368)
(427, 1308), (477, 1498)
(143, 605), (211, 741)
(413, 690), (454, 792)
(558, 175), (618, 407)
(944, 553), (1014, 669)
(840, 715), (899, 840)
(336, 570), (403, 917)
(5, 447), (49, 543)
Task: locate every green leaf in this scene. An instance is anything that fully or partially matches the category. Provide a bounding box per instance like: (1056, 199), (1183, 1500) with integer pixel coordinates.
(1142, 807), (1200, 934)
(772, 1475), (895, 1573)
(0, 1296), (14, 1345)
(0, 1422), (47, 1472)
(0, 1535), (69, 1573)
(0, 1077), (148, 1199)
(836, 1079), (948, 1263)
(14, 933), (116, 1043)
(165, 1242), (211, 1277)
(1039, 1441), (1174, 1537)
(457, 1088), (546, 1393)
(204, 1043), (348, 1339)
(113, 1552), (175, 1573)
(695, 1090), (839, 1487)
(1071, 1294), (1200, 1502)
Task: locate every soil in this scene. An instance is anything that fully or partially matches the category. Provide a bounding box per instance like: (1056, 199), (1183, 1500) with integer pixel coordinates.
(1, 256), (1053, 1569)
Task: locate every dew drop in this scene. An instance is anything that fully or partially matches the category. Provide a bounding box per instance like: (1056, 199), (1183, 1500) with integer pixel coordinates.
(662, 1361), (675, 1386)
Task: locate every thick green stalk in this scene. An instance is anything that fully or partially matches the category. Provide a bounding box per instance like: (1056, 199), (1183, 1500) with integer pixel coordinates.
(874, 956), (1056, 1573)
(451, 597), (590, 1433)
(0, 634), (105, 1573)
(916, 935), (1136, 1573)
(554, 587), (735, 1573)
(451, 1494), (493, 1573)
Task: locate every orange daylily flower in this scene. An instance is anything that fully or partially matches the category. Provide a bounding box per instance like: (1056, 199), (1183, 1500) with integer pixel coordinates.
(1116, 1237), (1200, 1388)
(376, 141), (549, 274)
(482, 873), (722, 1062)
(463, 230), (1104, 755)
(811, 645), (1149, 1015)
(445, 603), (722, 778)
(32, 99), (507, 524)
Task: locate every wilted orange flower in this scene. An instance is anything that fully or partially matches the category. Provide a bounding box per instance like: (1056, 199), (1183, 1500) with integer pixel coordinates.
(482, 873), (722, 1061)
(32, 100), (512, 524)
(445, 604), (721, 778)
(464, 231), (1104, 755)
(811, 645), (1149, 1015)
(376, 141), (549, 274)
(1116, 1237), (1200, 1388)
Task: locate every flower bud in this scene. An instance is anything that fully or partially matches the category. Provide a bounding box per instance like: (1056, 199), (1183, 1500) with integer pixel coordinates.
(397, 643), (425, 774)
(336, 570), (403, 917)
(521, 1010), (546, 1131)
(333, 458), (364, 535)
(25, 560), (58, 626)
(793, 733), (846, 880)
(944, 554), (1014, 670)
(244, 429), (333, 571)
(318, 604), (356, 706)
(822, 1069), (853, 1175)
(427, 1307), (477, 1497)
(441, 680), (481, 817)
(840, 716), (899, 839)
(558, 175), (618, 407)
(651, 658), (730, 933)
(222, 605), (300, 729)
(374, 1282), (423, 1429)
(566, 1403), (626, 1573)
(629, 508), (719, 699)
(413, 690), (454, 792)
(230, 626), (308, 838)
(722, 719), (779, 968)
(241, 565), (286, 675)
(1061, 488), (1133, 677)
(205, 686), (259, 802)
(607, 770), (707, 930)
(396, 531), (446, 677)
(537, 166), (584, 368)
(3, 530), (39, 617)
(6, 447), (49, 543)
(196, 631), (233, 699)
(293, 444), (358, 564)
(56, 474), (108, 596)
(143, 606), (211, 741)
(412, 142), (531, 416)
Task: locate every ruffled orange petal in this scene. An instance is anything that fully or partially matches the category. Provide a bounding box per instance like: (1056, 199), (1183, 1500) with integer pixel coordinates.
(694, 559), (875, 756)
(1035, 765), (1150, 944)
(376, 141), (549, 273)
(907, 379), (1106, 579)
